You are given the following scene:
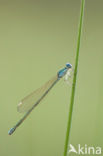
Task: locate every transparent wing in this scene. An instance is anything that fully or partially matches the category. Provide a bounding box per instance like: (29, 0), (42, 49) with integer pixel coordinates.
(17, 75), (58, 113)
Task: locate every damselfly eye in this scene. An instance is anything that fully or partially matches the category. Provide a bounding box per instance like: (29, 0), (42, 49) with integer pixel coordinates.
(66, 63), (72, 68)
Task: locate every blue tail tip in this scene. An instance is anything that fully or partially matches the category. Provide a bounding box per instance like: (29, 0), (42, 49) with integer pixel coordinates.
(8, 127), (15, 135)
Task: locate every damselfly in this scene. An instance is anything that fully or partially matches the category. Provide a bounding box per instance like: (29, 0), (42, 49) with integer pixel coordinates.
(8, 63), (72, 135)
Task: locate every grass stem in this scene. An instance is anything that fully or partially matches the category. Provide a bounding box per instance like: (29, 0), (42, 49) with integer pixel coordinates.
(63, 0), (85, 155)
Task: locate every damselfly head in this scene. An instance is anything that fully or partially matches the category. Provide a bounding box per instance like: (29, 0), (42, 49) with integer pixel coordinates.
(66, 63), (72, 69)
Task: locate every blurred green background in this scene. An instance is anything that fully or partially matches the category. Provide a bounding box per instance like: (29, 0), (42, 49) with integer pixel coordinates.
(0, 0), (103, 156)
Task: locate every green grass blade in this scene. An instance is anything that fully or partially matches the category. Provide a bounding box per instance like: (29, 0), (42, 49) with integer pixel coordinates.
(63, 0), (85, 155)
